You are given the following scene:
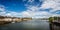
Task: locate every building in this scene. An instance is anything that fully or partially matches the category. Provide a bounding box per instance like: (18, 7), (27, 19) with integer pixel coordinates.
(0, 16), (32, 24)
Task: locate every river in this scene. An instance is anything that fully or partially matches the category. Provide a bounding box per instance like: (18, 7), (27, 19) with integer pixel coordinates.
(0, 20), (56, 30)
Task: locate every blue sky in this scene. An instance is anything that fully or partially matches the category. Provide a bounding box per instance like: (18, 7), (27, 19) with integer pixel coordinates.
(0, 0), (60, 18)
(0, 0), (27, 12)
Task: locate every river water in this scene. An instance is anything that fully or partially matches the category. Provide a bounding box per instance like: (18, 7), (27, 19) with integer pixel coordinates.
(0, 20), (51, 30)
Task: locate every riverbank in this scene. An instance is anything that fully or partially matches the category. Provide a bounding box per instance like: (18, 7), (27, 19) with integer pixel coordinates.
(0, 21), (11, 25)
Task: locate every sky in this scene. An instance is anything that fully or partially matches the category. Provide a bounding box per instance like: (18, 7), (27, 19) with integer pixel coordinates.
(0, 0), (60, 18)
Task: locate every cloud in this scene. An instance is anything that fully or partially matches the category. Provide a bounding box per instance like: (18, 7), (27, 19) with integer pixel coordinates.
(40, 0), (60, 12)
(0, 5), (5, 11)
(0, 5), (22, 17)
(0, 0), (60, 18)
(21, 0), (60, 18)
(28, 0), (34, 3)
(22, 0), (34, 3)
(21, 11), (52, 18)
(0, 11), (6, 15)
(27, 6), (40, 11)
(52, 14), (60, 17)
(19, 5), (52, 18)
(0, 5), (6, 16)
(5, 11), (21, 17)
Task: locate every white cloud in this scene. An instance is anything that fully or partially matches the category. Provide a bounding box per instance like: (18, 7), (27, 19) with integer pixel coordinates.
(20, 6), (52, 18)
(0, 0), (60, 18)
(52, 14), (60, 17)
(5, 11), (20, 17)
(21, 11), (31, 17)
(27, 6), (40, 12)
(0, 11), (6, 15)
(28, 0), (34, 3)
(21, 0), (60, 18)
(32, 11), (52, 18)
(0, 5), (22, 17)
(9, 0), (60, 18)
(0, 5), (5, 11)
(40, 0), (60, 12)
(0, 5), (6, 16)
(23, 0), (34, 3)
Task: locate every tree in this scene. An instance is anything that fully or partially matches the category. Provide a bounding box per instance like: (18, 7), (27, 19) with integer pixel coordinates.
(49, 17), (54, 22)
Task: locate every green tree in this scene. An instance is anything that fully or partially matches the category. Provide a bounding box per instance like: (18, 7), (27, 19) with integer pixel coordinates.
(49, 17), (54, 22)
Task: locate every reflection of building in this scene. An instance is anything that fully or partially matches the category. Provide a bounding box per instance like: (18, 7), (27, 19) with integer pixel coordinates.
(22, 18), (32, 21)
(49, 23), (60, 30)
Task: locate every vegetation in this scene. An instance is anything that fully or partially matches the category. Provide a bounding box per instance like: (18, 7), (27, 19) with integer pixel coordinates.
(49, 16), (60, 22)
(49, 17), (54, 22)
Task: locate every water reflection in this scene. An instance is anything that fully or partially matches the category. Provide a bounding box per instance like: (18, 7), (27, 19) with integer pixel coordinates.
(22, 20), (49, 30)
(0, 20), (60, 30)
(49, 23), (60, 30)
